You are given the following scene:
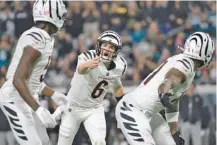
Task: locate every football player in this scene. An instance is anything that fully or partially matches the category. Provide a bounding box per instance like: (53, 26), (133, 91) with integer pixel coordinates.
(115, 32), (215, 145)
(57, 30), (127, 145)
(0, 0), (68, 145)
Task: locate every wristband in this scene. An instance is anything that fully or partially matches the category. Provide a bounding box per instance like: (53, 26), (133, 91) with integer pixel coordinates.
(165, 112), (179, 122)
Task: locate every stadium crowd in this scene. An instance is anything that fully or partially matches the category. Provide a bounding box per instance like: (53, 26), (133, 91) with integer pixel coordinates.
(0, 1), (216, 145)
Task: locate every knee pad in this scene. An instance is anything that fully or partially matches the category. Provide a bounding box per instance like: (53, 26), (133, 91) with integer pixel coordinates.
(59, 125), (71, 138)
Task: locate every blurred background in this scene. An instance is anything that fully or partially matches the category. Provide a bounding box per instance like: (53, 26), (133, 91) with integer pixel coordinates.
(0, 1), (216, 145)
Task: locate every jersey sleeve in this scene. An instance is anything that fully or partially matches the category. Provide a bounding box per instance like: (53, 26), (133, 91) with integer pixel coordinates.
(120, 57), (127, 76)
(76, 51), (92, 72)
(77, 51), (91, 65)
(77, 50), (98, 65)
(112, 78), (122, 89)
(22, 31), (46, 54)
(172, 58), (193, 76)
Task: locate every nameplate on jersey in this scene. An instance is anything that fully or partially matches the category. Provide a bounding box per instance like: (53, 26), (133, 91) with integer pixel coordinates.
(98, 75), (120, 81)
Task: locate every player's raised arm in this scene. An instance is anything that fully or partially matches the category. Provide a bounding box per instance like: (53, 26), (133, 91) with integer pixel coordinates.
(158, 68), (186, 108)
(77, 53), (100, 74)
(13, 47), (41, 111)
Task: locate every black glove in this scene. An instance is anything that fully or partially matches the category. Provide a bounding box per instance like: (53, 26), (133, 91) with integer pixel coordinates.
(172, 132), (185, 145)
(159, 92), (174, 108)
(116, 95), (124, 102)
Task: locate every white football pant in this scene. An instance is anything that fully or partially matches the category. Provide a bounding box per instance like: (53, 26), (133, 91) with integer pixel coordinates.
(0, 100), (51, 145)
(57, 104), (106, 145)
(115, 98), (176, 145)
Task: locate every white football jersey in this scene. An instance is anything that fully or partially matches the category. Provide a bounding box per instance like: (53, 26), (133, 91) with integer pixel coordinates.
(0, 27), (54, 102)
(67, 50), (127, 108)
(126, 54), (195, 115)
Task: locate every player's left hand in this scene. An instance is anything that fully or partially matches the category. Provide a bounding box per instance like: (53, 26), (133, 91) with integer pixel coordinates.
(51, 92), (69, 107)
(52, 103), (70, 122)
(172, 132), (185, 145)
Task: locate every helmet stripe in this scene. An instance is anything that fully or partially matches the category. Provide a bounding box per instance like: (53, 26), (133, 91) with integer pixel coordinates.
(204, 33), (209, 56)
(191, 33), (203, 57)
(191, 38), (197, 44)
(42, 0), (45, 6)
(49, 0), (52, 18)
(102, 34), (119, 46)
(56, 1), (61, 20)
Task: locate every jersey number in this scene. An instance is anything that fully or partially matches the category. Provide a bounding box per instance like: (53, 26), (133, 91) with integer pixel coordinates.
(143, 61), (167, 85)
(91, 80), (109, 98)
(40, 56), (51, 82)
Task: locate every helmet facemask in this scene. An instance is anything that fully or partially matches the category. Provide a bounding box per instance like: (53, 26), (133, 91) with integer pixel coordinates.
(96, 41), (120, 63)
(96, 30), (122, 63)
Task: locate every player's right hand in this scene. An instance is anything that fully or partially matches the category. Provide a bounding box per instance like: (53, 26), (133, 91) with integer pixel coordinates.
(36, 106), (57, 128)
(52, 107), (63, 121)
(86, 56), (100, 69)
(159, 92), (174, 108)
(172, 132), (185, 145)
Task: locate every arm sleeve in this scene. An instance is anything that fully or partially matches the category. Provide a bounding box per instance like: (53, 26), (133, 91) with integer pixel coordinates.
(165, 99), (180, 122)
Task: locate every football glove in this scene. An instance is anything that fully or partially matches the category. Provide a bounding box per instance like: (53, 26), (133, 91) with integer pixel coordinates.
(36, 106), (57, 128)
(52, 103), (70, 121)
(159, 92), (174, 108)
(51, 92), (69, 107)
(172, 132), (185, 145)
(52, 107), (63, 121)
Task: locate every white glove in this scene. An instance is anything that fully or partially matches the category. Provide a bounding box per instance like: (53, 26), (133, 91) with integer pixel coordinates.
(36, 106), (57, 128)
(51, 92), (69, 107)
(52, 107), (63, 121)
(52, 102), (70, 121)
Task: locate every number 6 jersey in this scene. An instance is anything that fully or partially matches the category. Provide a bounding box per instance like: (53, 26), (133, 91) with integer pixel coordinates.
(67, 50), (127, 108)
(0, 27), (54, 102)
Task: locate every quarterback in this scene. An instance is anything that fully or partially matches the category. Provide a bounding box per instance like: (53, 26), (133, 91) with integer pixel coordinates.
(115, 32), (215, 145)
(0, 0), (68, 145)
(57, 30), (127, 145)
